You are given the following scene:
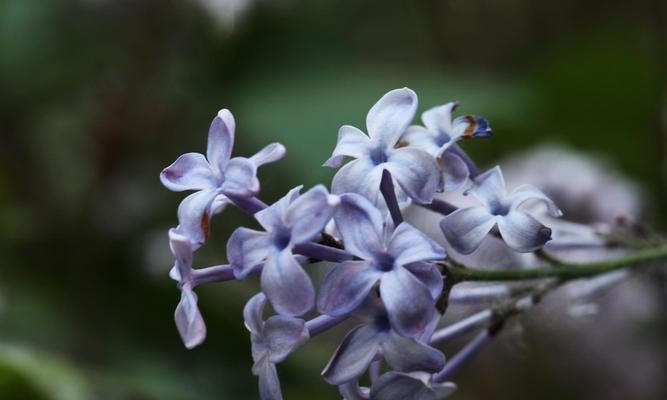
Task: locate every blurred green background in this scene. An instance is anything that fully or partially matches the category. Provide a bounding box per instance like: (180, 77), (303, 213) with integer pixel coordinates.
(1, 0), (666, 399)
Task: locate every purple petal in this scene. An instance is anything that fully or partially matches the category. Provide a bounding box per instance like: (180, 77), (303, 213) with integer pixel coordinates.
(331, 158), (383, 205)
(176, 188), (220, 249)
(380, 265), (435, 337)
(440, 207), (496, 255)
(160, 152), (216, 192)
(321, 325), (381, 385)
(403, 262), (443, 301)
(207, 109), (235, 175)
(388, 222), (445, 266)
(174, 286), (207, 349)
(168, 228), (193, 283)
(243, 293), (267, 335)
(324, 125), (372, 168)
(370, 372), (437, 400)
(285, 185), (335, 244)
(386, 147), (439, 204)
(333, 194), (385, 260)
(221, 157), (259, 196)
(497, 210), (552, 252)
(400, 125), (440, 155)
(264, 316), (309, 363)
(255, 186), (302, 232)
(508, 184), (562, 217)
(338, 381), (369, 400)
(422, 101), (458, 136)
(317, 261), (382, 317)
(256, 359), (283, 400)
(466, 166), (506, 208)
(366, 88), (418, 149)
(451, 114), (492, 140)
(227, 227), (271, 278)
(382, 332), (446, 373)
(250, 143), (286, 167)
(261, 249), (314, 316)
(439, 152), (469, 192)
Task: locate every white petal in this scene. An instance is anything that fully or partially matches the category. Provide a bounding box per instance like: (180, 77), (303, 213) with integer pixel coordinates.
(440, 207), (496, 255)
(366, 88), (418, 149)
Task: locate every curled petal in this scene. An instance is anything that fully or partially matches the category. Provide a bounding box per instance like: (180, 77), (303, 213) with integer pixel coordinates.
(250, 143), (286, 167)
(366, 88), (418, 149)
(175, 286), (207, 349)
(168, 228), (193, 283)
(440, 207), (496, 255)
(380, 265), (435, 337)
(331, 158), (383, 205)
(264, 316), (309, 363)
(383, 333), (446, 373)
(318, 261), (382, 317)
(207, 109), (235, 175)
(422, 101), (458, 137)
(176, 188), (220, 249)
(508, 184), (562, 217)
(255, 186), (302, 232)
(466, 166), (506, 208)
(160, 153), (216, 191)
(286, 185), (335, 244)
(243, 293), (267, 335)
(222, 157), (259, 196)
(261, 250), (314, 316)
(338, 381), (369, 400)
(322, 325), (381, 385)
(403, 262), (443, 301)
(498, 210), (552, 252)
(333, 193), (385, 260)
(324, 125), (372, 168)
(256, 359), (283, 400)
(227, 227), (271, 278)
(386, 147), (439, 204)
(439, 152), (469, 192)
(388, 223), (445, 266)
(451, 114), (492, 140)
(400, 125), (440, 155)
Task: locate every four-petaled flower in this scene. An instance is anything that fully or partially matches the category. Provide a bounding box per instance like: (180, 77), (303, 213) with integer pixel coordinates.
(370, 371), (457, 400)
(401, 101), (491, 192)
(441, 166), (562, 254)
(244, 293), (309, 400)
(318, 193), (445, 336)
(228, 185), (336, 316)
(161, 108), (285, 248)
(324, 88), (440, 206)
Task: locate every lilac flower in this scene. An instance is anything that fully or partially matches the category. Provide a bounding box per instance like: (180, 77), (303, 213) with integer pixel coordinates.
(228, 185), (336, 316)
(401, 102), (491, 192)
(321, 295), (445, 385)
(244, 293), (309, 400)
(161, 108), (285, 248)
(441, 166), (562, 254)
(317, 193), (445, 336)
(324, 88), (440, 206)
(370, 372), (457, 400)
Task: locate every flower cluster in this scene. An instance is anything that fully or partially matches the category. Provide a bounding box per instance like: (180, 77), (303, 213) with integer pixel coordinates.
(160, 88), (565, 399)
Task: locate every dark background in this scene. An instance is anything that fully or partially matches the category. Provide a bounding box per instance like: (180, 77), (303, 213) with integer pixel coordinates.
(1, 0), (666, 398)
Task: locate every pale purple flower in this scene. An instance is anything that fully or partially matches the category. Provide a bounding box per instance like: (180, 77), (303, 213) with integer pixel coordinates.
(228, 185), (336, 316)
(370, 372), (457, 400)
(317, 193), (445, 336)
(324, 88), (440, 206)
(401, 101), (491, 192)
(441, 166), (562, 254)
(161, 108), (285, 248)
(321, 295), (446, 385)
(244, 293), (309, 400)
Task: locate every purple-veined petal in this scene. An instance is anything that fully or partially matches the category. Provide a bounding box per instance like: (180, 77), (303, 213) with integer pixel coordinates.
(422, 101), (458, 137)
(400, 125), (440, 155)
(285, 185), (335, 244)
(331, 158), (383, 205)
(388, 222), (445, 266)
(333, 193), (385, 260)
(321, 325), (381, 385)
(403, 262), (443, 301)
(366, 88), (418, 149)
(255, 186), (302, 232)
(324, 125), (372, 168)
(508, 184), (562, 217)
(264, 316), (309, 363)
(221, 157), (259, 196)
(261, 249), (314, 316)
(466, 166), (506, 208)
(243, 293), (267, 335)
(256, 359), (283, 400)
(451, 114), (492, 140)
(175, 286), (207, 349)
(380, 265), (435, 337)
(227, 227), (271, 278)
(160, 152), (216, 192)
(440, 207), (496, 255)
(439, 152), (469, 192)
(382, 333), (446, 373)
(176, 188), (220, 249)
(250, 143), (286, 167)
(207, 109), (235, 175)
(317, 260), (382, 317)
(386, 147), (439, 204)
(497, 210), (552, 252)
(168, 228), (193, 283)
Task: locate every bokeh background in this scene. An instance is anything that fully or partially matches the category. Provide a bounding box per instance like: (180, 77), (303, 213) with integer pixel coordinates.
(1, 0), (666, 399)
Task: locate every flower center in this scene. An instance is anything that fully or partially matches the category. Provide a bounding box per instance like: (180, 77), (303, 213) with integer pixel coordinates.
(370, 146), (388, 165)
(376, 253), (395, 272)
(272, 228), (292, 250)
(488, 199), (510, 216)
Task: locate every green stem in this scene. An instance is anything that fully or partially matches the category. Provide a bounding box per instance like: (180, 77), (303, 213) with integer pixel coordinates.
(444, 245), (667, 282)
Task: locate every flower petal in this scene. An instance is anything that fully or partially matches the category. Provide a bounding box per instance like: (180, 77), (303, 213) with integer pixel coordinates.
(174, 286), (207, 349)
(323, 125), (372, 168)
(160, 152), (216, 191)
(264, 316), (309, 363)
(403, 262), (443, 301)
(371, 372), (438, 400)
(382, 333), (446, 373)
(261, 250), (314, 316)
(497, 210), (552, 252)
(466, 166), (506, 208)
(256, 359), (283, 400)
(386, 147), (439, 204)
(285, 185), (335, 244)
(440, 207), (496, 255)
(207, 109), (235, 174)
(388, 223), (445, 266)
(176, 188), (220, 249)
(331, 158), (383, 205)
(508, 184), (562, 217)
(250, 143), (286, 167)
(380, 265), (435, 337)
(333, 193), (385, 260)
(321, 325), (381, 385)
(422, 101), (458, 135)
(168, 228), (193, 283)
(243, 293), (267, 335)
(318, 260), (382, 317)
(366, 88), (418, 149)
(222, 157), (259, 196)
(227, 227), (271, 278)
(439, 152), (469, 192)
(451, 114), (492, 140)
(400, 125), (440, 155)
(255, 186), (302, 232)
